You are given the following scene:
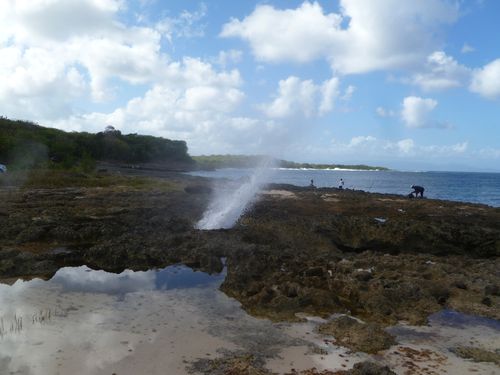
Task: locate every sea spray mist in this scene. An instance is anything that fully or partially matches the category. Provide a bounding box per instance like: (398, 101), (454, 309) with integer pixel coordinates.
(196, 159), (276, 230)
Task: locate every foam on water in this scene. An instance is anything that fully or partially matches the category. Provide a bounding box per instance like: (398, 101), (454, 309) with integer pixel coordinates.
(196, 161), (275, 230)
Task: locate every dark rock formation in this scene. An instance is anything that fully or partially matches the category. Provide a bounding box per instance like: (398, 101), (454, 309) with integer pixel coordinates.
(283, 362), (396, 375)
(1, 178), (499, 327)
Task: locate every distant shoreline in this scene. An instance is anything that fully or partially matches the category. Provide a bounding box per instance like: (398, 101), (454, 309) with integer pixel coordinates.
(193, 166), (387, 172)
(192, 154), (389, 171)
(275, 167), (385, 171)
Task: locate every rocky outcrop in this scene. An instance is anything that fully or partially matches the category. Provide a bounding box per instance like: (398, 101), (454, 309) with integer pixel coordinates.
(283, 362), (396, 375)
(189, 353), (268, 375)
(190, 353), (396, 375)
(317, 316), (396, 354)
(220, 187), (500, 324)
(452, 346), (500, 366)
(1, 178), (499, 327)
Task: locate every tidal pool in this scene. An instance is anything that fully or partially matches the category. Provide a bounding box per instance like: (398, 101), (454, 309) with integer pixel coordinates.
(0, 265), (343, 375)
(0, 265), (498, 375)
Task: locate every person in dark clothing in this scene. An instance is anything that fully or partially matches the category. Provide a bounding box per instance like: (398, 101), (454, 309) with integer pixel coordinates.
(411, 185), (424, 198)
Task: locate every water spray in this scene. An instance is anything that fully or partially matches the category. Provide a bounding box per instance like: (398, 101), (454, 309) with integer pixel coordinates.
(196, 159), (275, 230)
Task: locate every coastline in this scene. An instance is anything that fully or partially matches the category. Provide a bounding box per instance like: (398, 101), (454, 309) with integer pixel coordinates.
(186, 168), (500, 207)
(0, 170), (499, 374)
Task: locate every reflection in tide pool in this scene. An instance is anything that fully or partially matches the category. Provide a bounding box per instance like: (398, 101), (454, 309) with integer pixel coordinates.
(0, 264), (240, 375)
(428, 309), (500, 330)
(50, 264), (226, 294)
(1, 265), (499, 375)
(1, 264), (338, 375)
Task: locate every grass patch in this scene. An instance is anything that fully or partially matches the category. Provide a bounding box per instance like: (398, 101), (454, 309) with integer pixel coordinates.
(1, 169), (183, 191)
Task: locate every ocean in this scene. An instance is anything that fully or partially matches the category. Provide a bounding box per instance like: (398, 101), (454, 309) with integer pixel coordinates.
(187, 168), (500, 207)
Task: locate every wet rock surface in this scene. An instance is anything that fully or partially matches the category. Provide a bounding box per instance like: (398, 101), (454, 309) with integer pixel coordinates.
(1, 173), (499, 329)
(189, 352), (269, 375)
(190, 352), (395, 375)
(222, 187), (500, 325)
(452, 346), (500, 366)
(282, 362), (396, 375)
(317, 316), (396, 354)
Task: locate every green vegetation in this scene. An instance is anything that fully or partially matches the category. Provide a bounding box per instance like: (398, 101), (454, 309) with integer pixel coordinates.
(277, 159), (388, 171)
(3, 169), (182, 191)
(193, 154), (388, 171)
(192, 154), (271, 169)
(0, 117), (194, 171)
(0, 117), (386, 174)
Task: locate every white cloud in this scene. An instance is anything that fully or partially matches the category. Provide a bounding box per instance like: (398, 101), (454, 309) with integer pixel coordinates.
(461, 43), (475, 54)
(184, 85), (243, 112)
(469, 58), (500, 99)
(263, 76), (340, 118)
(341, 85), (356, 101)
(349, 135), (377, 147)
(0, 0), (229, 126)
(396, 139), (415, 154)
(325, 136), (468, 159)
(159, 57), (242, 88)
(2, 0), (123, 44)
(449, 142), (468, 153)
(410, 51), (470, 91)
(263, 77), (316, 118)
(0, 0), (494, 168)
(401, 96), (448, 128)
(213, 49), (243, 68)
(0, 0), (277, 155)
(221, 0), (459, 74)
(376, 107), (396, 118)
(430, 142), (469, 154)
(156, 2), (208, 43)
(221, 2), (341, 64)
(0, 0), (168, 109)
(477, 147), (500, 159)
(74, 28), (166, 101)
(45, 57), (278, 155)
(319, 77), (341, 115)
(0, 45), (88, 119)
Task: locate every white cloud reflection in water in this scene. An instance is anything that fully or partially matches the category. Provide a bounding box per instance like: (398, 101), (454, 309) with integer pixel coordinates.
(0, 265), (229, 375)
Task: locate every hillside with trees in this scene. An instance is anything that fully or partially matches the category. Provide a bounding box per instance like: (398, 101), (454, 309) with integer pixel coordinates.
(0, 117), (194, 171)
(193, 154), (388, 171)
(191, 154), (271, 169)
(0, 117), (387, 173)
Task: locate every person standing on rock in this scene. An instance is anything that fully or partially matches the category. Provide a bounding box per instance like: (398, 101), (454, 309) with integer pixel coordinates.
(339, 178), (344, 189)
(411, 185), (424, 198)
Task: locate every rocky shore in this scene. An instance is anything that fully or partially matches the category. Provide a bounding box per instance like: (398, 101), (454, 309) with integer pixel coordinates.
(1, 170), (499, 372)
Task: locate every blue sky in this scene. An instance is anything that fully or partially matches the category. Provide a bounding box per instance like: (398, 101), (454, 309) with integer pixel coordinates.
(1, 0), (499, 171)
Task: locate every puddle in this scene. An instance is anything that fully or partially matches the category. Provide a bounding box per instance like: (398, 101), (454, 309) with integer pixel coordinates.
(428, 309), (500, 330)
(0, 265), (332, 375)
(0, 266), (499, 375)
(50, 264), (226, 294)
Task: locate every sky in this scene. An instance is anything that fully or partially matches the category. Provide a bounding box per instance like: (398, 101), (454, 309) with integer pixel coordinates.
(1, 0), (499, 171)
